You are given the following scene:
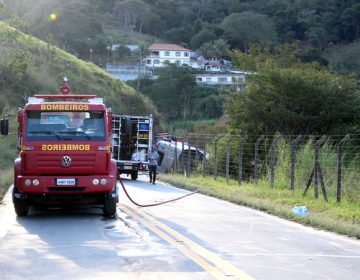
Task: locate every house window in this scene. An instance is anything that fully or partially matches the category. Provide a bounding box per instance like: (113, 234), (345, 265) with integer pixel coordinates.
(164, 60), (170, 64)
(196, 77), (202, 82)
(218, 77), (227, 83)
(146, 60), (151, 64)
(175, 51), (181, 57)
(175, 60), (181, 65)
(184, 52), (189, 57)
(206, 77), (211, 82)
(152, 51), (159, 56)
(154, 59), (160, 64)
(164, 51), (170, 56)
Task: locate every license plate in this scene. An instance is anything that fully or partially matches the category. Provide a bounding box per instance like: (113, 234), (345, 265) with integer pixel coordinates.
(57, 178), (76, 186)
(123, 166), (132, 170)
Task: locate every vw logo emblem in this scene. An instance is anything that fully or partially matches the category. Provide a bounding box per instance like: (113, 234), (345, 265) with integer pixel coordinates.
(61, 156), (72, 167)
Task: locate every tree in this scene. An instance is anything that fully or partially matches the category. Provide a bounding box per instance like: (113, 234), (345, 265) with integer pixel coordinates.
(114, 0), (151, 33)
(220, 12), (277, 52)
(225, 52), (360, 135)
(133, 64), (196, 121)
(198, 39), (230, 58)
(341, 4), (360, 41)
(190, 29), (217, 49)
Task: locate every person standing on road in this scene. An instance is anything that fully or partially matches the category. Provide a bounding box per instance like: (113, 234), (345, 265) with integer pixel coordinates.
(148, 144), (159, 185)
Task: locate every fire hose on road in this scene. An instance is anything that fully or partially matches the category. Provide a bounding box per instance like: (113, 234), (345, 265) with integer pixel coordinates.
(117, 173), (198, 208)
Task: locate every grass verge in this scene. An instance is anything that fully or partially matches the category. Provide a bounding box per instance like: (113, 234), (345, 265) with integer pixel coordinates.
(158, 174), (360, 239)
(0, 168), (13, 204)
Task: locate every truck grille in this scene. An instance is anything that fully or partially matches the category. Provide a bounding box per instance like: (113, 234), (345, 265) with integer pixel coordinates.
(36, 154), (96, 173)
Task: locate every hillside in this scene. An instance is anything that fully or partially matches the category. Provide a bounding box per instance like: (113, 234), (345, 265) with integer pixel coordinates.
(0, 21), (157, 115)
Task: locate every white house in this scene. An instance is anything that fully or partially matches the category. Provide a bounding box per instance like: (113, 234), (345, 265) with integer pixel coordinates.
(196, 72), (248, 91)
(205, 61), (222, 72)
(145, 43), (191, 68)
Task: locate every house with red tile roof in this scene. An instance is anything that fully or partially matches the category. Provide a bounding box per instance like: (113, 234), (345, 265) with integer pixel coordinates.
(145, 43), (191, 68)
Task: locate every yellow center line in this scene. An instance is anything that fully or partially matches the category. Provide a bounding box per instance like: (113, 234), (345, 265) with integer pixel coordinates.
(121, 205), (229, 280)
(122, 204), (255, 280)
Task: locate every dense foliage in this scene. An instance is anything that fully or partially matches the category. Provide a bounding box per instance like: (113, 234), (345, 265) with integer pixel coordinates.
(225, 45), (360, 135)
(3, 0), (360, 69)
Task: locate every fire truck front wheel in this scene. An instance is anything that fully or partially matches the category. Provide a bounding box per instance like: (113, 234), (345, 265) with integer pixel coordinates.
(12, 187), (29, 216)
(103, 193), (117, 216)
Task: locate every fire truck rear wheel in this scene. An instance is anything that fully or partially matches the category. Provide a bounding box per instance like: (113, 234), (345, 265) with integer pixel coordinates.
(103, 196), (117, 216)
(131, 171), (138, 180)
(12, 188), (29, 216)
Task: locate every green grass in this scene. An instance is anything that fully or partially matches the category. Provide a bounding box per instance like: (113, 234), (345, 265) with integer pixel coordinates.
(0, 168), (13, 204)
(158, 174), (360, 239)
(0, 21), (157, 115)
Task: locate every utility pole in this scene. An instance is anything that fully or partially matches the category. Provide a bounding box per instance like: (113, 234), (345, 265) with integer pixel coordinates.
(106, 44), (111, 72)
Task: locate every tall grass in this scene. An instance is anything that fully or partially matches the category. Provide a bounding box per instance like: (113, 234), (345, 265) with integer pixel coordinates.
(200, 135), (360, 203)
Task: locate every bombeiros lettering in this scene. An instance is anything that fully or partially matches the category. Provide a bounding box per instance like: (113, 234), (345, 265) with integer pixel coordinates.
(40, 104), (89, 111)
(41, 144), (90, 151)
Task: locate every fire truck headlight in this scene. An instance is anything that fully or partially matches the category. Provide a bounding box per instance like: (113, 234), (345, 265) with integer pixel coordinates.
(25, 179), (31, 186)
(93, 179), (99, 185)
(100, 179), (107, 185)
(33, 179), (39, 186)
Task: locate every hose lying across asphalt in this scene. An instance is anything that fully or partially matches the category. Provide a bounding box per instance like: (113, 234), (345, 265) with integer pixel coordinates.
(117, 173), (198, 207)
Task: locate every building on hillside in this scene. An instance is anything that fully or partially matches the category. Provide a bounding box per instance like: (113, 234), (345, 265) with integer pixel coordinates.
(195, 71), (249, 91)
(205, 61), (222, 72)
(145, 43), (191, 68)
(106, 65), (152, 81)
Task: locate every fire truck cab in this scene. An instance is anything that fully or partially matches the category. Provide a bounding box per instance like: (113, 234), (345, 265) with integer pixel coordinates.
(10, 79), (118, 216)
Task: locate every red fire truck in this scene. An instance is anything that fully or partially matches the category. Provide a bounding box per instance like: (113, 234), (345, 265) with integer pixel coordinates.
(2, 79), (118, 216)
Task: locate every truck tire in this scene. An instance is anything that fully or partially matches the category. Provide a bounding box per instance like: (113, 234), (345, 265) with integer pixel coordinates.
(12, 187), (29, 216)
(103, 196), (117, 216)
(131, 171), (138, 180)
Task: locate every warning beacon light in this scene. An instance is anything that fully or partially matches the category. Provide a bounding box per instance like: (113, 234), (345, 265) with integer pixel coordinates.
(59, 77), (71, 95)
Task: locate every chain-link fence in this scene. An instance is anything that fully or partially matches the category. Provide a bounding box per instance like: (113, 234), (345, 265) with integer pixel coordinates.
(160, 134), (360, 204)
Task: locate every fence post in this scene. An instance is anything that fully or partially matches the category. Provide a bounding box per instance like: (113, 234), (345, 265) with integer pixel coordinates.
(337, 134), (350, 204)
(226, 135), (235, 184)
(182, 137), (185, 176)
(214, 135), (224, 180)
(270, 135), (282, 188)
(174, 138), (178, 173)
(314, 135), (327, 199)
(254, 135), (266, 184)
(291, 135), (302, 191)
(194, 139), (199, 176)
(202, 137), (208, 177)
(187, 139), (191, 177)
(238, 136), (247, 185)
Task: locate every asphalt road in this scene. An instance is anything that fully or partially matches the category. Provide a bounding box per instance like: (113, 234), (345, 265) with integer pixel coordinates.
(0, 175), (359, 280)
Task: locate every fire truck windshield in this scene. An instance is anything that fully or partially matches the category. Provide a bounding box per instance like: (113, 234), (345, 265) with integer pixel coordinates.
(25, 111), (106, 141)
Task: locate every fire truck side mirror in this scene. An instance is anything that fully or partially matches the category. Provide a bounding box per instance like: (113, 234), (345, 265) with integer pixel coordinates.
(1, 118), (9, 135)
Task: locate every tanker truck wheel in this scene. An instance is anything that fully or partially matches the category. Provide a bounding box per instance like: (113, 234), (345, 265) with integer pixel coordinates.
(12, 187), (29, 216)
(103, 193), (117, 216)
